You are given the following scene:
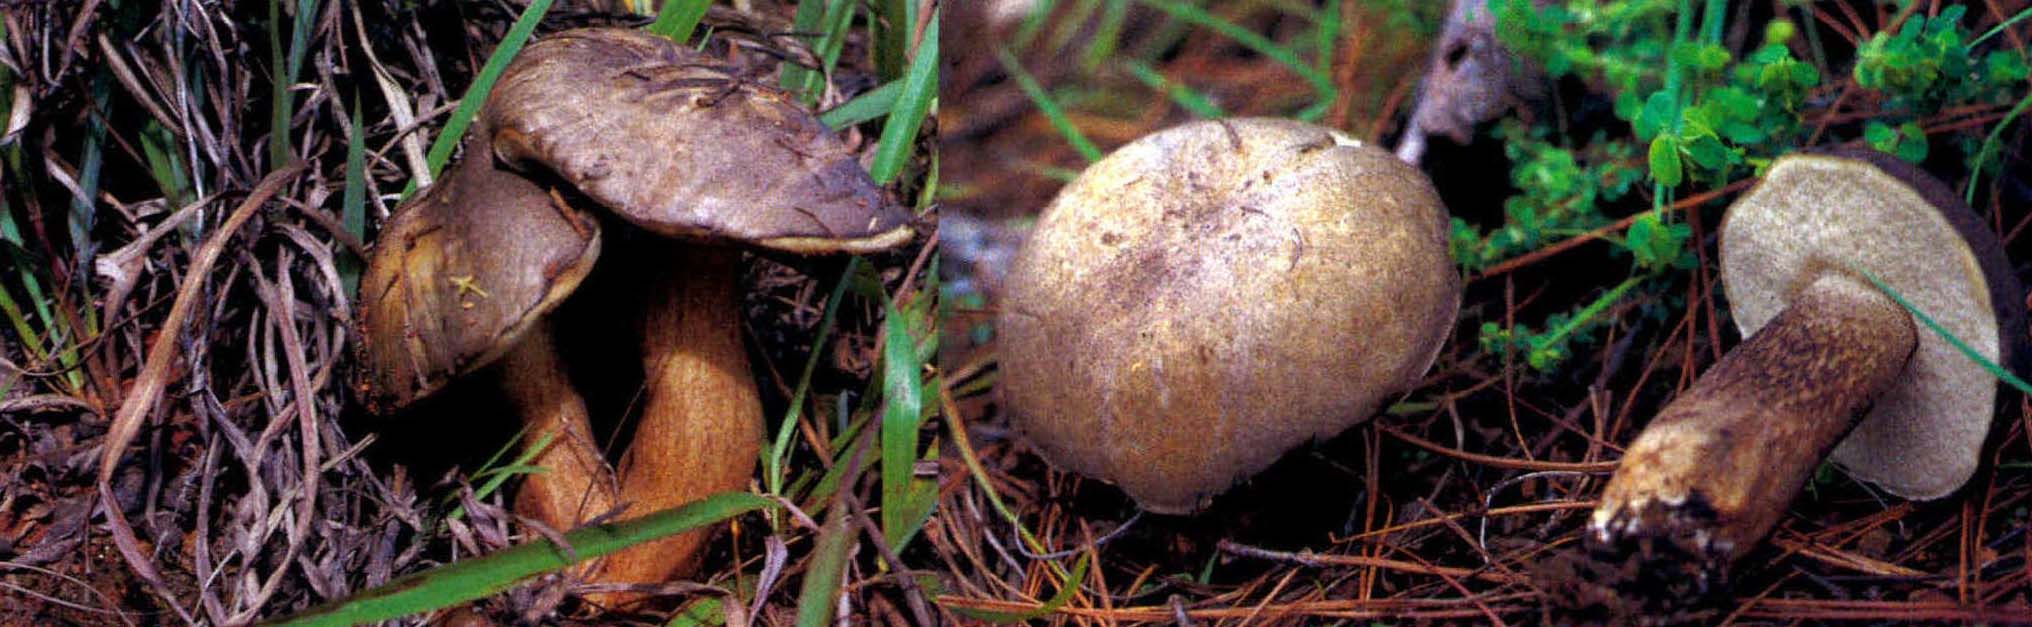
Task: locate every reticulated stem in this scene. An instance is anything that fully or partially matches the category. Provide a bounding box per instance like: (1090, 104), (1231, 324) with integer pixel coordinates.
(602, 245), (762, 586)
(498, 327), (618, 534)
(1589, 272), (1916, 566)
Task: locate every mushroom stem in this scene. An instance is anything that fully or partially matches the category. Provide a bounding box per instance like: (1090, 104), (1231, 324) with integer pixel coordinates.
(605, 245), (762, 584)
(498, 328), (618, 532)
(1587, 273), (1915, 577)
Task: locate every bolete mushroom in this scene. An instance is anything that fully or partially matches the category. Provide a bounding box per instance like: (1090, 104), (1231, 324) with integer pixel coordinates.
(478, 28), (913, 584)
(1575, 148), (2024, 609)
(997, 117), (1461, 514)
(356, 128), (617, 534)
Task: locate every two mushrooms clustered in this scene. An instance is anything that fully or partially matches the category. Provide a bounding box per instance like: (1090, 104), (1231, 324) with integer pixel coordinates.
(995, 119), (2020, 611)
(355, 28), (911, 589)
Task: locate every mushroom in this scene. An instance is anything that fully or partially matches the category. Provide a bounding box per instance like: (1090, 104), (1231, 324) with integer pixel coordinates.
(997, 118), (1461, 514)
(1575, 148), (2024, 609)
(478, 28), (914, 584)
(356, 129), (618, 533)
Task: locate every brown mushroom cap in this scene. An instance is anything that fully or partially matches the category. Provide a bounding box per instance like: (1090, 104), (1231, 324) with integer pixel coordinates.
(1719, 148), (2023, 499)
(482, 27), (911, 254)
(355, 134), (601, 412)
(998, 117), (1461, 514)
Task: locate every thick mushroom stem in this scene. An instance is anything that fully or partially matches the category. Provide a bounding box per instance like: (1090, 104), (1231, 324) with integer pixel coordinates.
(1586, 273), (1916, 580)
(604, 245), (762, 584)
(498, 328), (618, 532)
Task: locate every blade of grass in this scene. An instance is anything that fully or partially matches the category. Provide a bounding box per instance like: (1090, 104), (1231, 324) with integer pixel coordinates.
(1964, 86), (2031, 203)
(1315, 0), (1340, 78)
(1122, 59), (1225, 118)
(340, 90), (367, 294)
(995, 47), (1103, 163)
(1079, 0), (1132, 73)
(941, 385), (1073, 575)
(267, 0), (317, 164)
(1, 145), (59, 362)
(819, 80), (901, 129)
(785, 0), (859, 106)
(779, 0), (831, 100)
(1855, 267), (2032, 395)
(406, 0), (555, 197)
(878, 299), (940, 550)
(1011, 0), (1063, 52)
(445, 429), (554, 524)
(74, 71), (108, 267)
(1135, 0), (1334, 95)
(765, 258), (862, 499)
(1972, 6), (2032, 47)
(794, 494), (854, 627)
(646, 0), (711, 43)
(878, 301), (926, 544)
(263, 492), (774, 627)
(873, 0), (913, 80)
(138, 123), (191, 205)
(943, 554), (1091, 623)
(870, 13), (938, 184)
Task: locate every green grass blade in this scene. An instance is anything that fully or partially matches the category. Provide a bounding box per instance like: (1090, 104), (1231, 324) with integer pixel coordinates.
(870, 13), (938, 184)
(647, 0), (711, 43)
(1122, 59), (1224, 118)
(1134, 0), (1333, 95)
(874, 0), (913, 80)
(945, 553), (1091, 623)
(819, 80), (901, 129)
(264, 492), (774, 627)
(1010, 0), (1062, 52)
(446, 430), (553, 524)
(407, 0), (556, 197)
(794, 497), (854, 627)
(1965, 86), (2032, 203)
(878, 300), (930, 547)
(340, 90), (367, 295)
(1079, 0), (1132, 73)
(779, 0), (831, 98)
(74, 71), (109, 266)
(1855, 267), (2032, 395)
(765, 258), (862, 498)
(995, 47), (1103, 163)
(1972, 7), (2032, 47)
(785, 0), (859, 106)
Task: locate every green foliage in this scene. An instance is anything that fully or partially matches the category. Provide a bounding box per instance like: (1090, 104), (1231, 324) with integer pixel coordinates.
(1850, 6), (2028, 166)
(1448, 121), (1646, 271)
(1855, 7), (1993, 110)
(1476, 0), (2024, 372)
(1864, 119), (1929, 163)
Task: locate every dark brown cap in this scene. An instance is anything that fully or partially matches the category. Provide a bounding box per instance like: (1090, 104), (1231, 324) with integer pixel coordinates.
(354, 135), (601, 413)
(481, 28), (912, 254)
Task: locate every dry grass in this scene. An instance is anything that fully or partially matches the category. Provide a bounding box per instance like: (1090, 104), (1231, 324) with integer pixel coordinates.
(0, 0), (937, 624)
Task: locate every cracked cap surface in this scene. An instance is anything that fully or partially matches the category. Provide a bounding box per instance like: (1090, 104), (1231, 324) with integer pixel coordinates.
(482, 27), (913, 255)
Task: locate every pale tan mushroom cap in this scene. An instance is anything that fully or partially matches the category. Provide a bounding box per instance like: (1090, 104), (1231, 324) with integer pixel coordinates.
(999, 118), (1461, 513)
(483, 28), (912, 255)
(355, 139), (601, 413)
(1720, 150), (2022, 499)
